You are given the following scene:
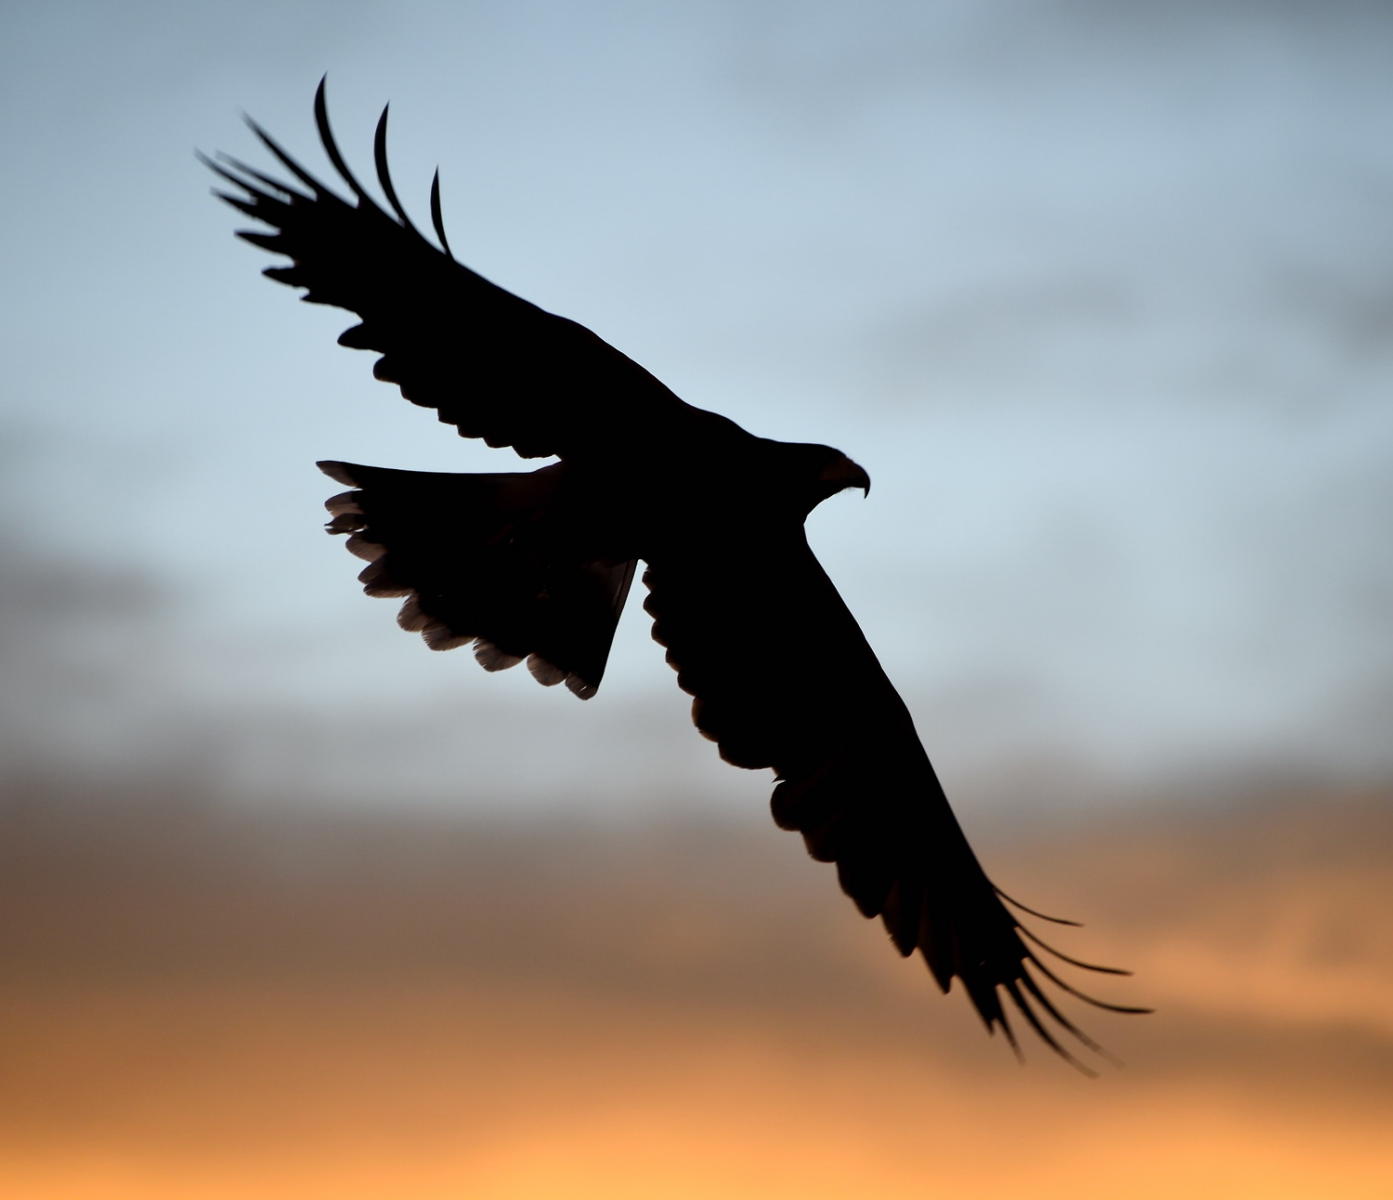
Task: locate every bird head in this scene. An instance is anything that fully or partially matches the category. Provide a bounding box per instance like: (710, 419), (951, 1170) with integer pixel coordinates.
(777, 442), (871, 515)
(816, 449), (871, 499)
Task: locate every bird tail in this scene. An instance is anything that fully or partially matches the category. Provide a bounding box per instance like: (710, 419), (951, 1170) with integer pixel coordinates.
(318, 460), (636, 699)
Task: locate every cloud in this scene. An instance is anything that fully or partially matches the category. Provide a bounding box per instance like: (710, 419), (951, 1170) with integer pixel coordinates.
(1, 778), (1388, 1198)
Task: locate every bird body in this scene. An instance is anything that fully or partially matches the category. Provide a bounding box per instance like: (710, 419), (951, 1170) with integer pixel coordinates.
(205, 80), (1146, 1070)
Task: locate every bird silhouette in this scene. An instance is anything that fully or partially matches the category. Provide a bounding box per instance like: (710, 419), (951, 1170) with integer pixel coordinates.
(204, 79), (1148, 1071)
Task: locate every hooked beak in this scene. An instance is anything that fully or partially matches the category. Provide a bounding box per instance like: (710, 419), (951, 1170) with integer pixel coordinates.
(820, 455), (871, 497)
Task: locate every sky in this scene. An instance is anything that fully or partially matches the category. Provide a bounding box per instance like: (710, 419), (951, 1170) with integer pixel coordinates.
(2, 5), (1392, 1196)
(2, 0), (1392, 815)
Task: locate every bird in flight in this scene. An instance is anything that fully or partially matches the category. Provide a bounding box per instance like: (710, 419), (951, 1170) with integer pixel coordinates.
(204, 79), (1147, 1071)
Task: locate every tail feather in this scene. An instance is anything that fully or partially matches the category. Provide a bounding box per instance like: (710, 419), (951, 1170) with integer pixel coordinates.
(318, 460), (635, 699)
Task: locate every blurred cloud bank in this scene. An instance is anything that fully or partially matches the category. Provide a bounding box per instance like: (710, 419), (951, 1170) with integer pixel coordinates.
(2, 779), (1389, 1197)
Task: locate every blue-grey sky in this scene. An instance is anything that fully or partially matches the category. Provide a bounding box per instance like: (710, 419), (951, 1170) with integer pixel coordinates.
(2, 0), (1390, 814)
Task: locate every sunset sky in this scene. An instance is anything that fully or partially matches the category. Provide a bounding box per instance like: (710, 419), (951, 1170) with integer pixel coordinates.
(3, 789), (1390, 1198)
(2, 2), (1391, 1196)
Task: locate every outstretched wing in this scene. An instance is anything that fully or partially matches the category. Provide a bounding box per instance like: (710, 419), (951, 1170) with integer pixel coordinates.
(643, 533), (1148, 1071)
(203, 79), (720, 462)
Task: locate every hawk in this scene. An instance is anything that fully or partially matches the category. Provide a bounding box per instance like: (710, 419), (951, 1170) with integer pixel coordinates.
(204, 80), (1147, 1070)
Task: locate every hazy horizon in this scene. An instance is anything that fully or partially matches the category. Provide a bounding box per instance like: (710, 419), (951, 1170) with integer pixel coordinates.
(3, 772), (1390, 1198)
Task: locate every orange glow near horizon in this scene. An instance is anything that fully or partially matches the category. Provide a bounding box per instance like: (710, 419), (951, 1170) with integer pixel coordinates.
(2, 794), (1390, 1198)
